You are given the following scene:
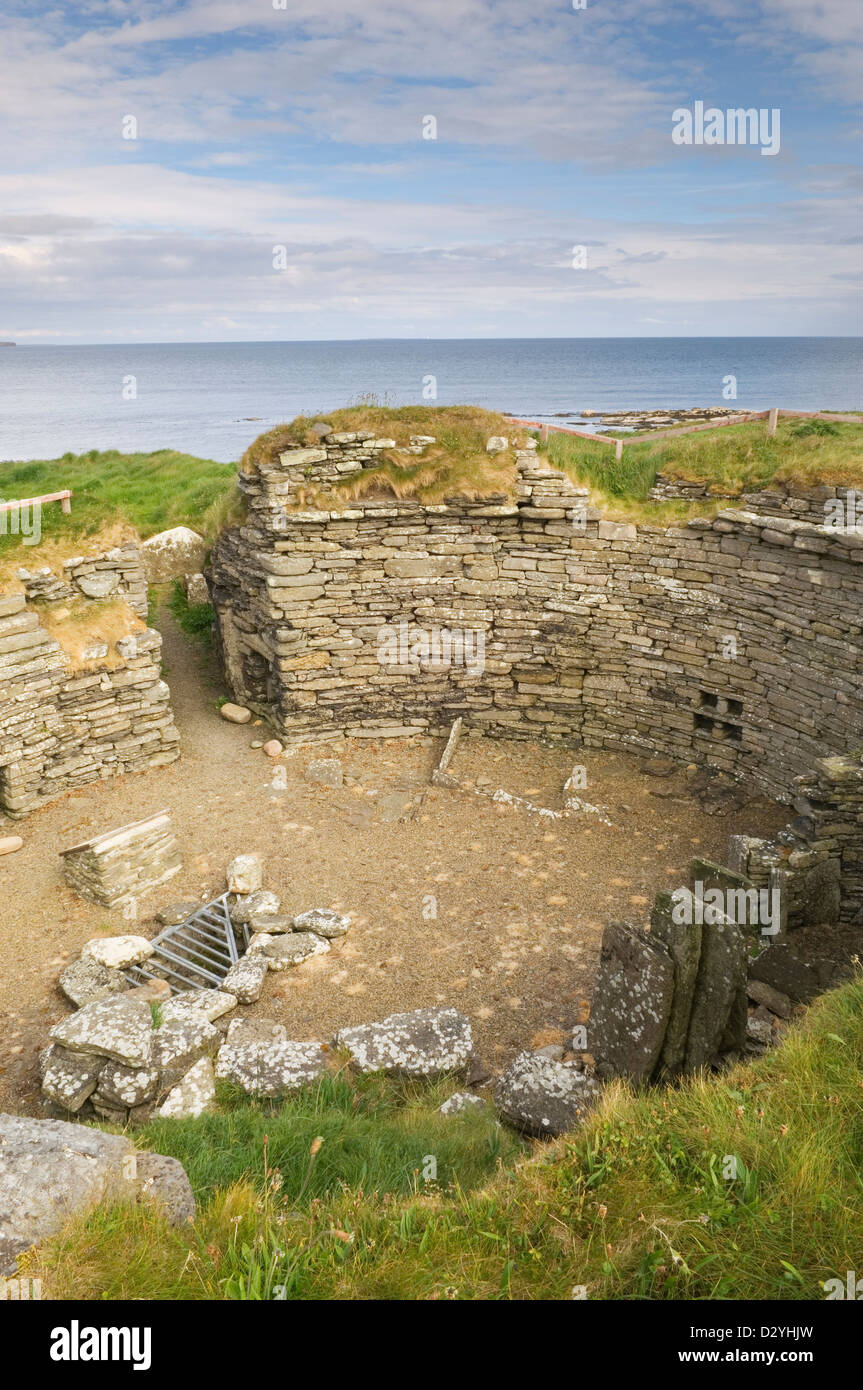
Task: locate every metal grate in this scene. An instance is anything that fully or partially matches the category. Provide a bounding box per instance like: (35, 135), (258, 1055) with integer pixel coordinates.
(125, 894), (250, 993)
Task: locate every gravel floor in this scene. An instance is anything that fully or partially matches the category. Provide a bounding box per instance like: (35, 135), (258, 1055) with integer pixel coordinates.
(0, 608), (787, 1112)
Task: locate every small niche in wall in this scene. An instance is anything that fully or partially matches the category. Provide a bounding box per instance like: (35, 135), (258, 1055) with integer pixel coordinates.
(695, 690), (743, 742)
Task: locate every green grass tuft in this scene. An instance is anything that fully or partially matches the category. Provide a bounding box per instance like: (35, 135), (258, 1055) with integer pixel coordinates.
(21, 976), (863, 1301)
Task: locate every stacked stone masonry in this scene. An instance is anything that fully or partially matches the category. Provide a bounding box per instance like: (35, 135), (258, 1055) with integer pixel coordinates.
(0, 545), (179, 816)
(212, 437), (863, 799)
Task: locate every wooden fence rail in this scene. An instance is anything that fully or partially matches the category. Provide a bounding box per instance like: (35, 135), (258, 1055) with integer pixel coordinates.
(505, 409), (863, 461)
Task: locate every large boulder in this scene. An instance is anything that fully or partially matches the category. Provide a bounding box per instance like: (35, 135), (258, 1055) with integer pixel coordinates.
(141, 526), (207, 583)
(589, 921), (675, 1081)
(0, 1114), (195, 1274)
(335, 1007), (472, 1077)
(495, 1053), (602, 1137)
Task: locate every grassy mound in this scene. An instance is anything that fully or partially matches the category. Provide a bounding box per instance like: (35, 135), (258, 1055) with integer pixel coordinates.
(242, 405), (527, 504)
(22, 975), (863, 1301)
(0, 449), (242, 567)
(543, 416), (863, 510)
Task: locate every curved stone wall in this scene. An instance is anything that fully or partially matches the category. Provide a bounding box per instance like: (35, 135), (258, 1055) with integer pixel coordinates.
(210, 438), (863, 806)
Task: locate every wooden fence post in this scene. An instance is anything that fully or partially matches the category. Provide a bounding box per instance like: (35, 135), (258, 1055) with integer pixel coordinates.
(767, 408), (779, 437)
(615, 439), (623, 462)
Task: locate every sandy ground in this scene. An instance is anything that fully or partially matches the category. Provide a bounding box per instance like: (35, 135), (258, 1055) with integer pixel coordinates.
(0, 610), (787, 1113)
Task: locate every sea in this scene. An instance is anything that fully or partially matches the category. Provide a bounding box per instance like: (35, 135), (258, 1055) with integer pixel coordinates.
(1, 337), (861, 465)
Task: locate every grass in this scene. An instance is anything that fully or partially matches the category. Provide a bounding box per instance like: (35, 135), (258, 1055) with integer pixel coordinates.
(242, 405), (527, 504)
(22, 974), (863, 1301)
(169, 579), (214, 645)
(35, 596), (145, 672)
(543, 416), (863, 515)
(0, 448), (242, 564)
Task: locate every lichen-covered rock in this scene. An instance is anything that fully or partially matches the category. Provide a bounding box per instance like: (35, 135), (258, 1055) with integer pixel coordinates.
(58, 956), (128, 1008)
(439, 1091), (487, 1116)
(141, 525), (206, 583)
(160, 989), (237, 1024)
(40, 1046), (102, 1112)
(0, 1113), (140, 1274)
(226, 854), (262, 894)
(336, 1007), (472, 1076)
(155, 1057), (216, 1119)
(589, 921), (676, 1081)
(650, 889), (703, 1075)
(220, 956), (269, 1003)
(96, 1060), (160, 1109)
(494, 1052), (601, 1137)
(215, 1028), (329, 1097)
(81, 935), (154, 970)
(685, 914), (748, 1069)
(255, 933), (330, 970)
(49, 996), (154, 1068)
(292, 908), (350, 939)
(229, 888), (279, 925)
(134, 1151), (196, 1225)
(151, 1014), (220, 1074)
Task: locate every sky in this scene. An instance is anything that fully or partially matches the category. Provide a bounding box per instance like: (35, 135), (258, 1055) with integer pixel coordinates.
(0, 0), (861, 342)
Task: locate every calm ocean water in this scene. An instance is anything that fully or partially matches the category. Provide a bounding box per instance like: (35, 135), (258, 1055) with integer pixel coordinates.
(1, 338), (861, 464)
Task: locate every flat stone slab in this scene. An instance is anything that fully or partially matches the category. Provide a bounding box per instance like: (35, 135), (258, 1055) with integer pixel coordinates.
(58, 956), (128, 1008)
(95, 1060), (160, 1109)
(156, 1057), (216, 1120)
(292, 908), (350, 939)
(41, 1046), (102, 1112)
(250, 933), (330, 970)
(215, 1036), (329, 1097)
(494, 1052), (602, 1137)
(304, 758), (343, 788)
(230, 889), (280, 925)
(685, 913), (748, 1069)
(336, 1007), (472, 1076)
(151, 1014), (220, 1074)
(589, 921), (676, 1081)
(160, 990), (237, 1024)
(155, 901), (200, 927)
(650, 889), (703, 1075)
(220, 956), (269, 1003)
(49, 996), (155, 1068)
(82, 935), (154, 970)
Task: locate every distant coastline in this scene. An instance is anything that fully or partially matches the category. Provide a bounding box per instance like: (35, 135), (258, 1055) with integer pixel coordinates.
(1, 337), (861, 464)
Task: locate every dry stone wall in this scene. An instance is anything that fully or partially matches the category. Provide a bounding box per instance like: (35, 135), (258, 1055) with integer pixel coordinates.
(0, 546), (179, 816)
(212, 435), (863, 809)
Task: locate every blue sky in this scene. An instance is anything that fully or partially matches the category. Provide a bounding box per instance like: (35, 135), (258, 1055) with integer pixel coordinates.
(0, 0), (861, 341)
